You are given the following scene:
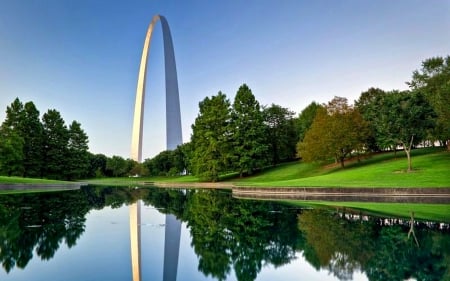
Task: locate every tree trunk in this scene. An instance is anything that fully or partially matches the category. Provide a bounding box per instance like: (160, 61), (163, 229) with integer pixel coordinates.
(403, 135), (414, 172)
(405, 148), (412, 172)
(340, 157), (345, 168)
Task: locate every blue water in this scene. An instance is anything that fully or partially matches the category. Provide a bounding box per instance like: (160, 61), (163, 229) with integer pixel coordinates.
(0, 186), (448, 281)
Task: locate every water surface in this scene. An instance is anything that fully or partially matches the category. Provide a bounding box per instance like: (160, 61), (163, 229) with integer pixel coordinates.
(0, 186), (448, 281)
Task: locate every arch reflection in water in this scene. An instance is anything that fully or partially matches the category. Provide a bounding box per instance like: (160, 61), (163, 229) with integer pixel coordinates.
(129, 13), (183, 281)
(130, 201), (181, 281)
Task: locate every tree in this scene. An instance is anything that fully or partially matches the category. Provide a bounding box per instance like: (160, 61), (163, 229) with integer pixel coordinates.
(42, 109), (69, 179)
(21, 102), (44, 177)
(66, 121), (90, 180)
(0, 128), (24, 176)
(1, 98), (24, 131)
(373, 91), (435, 171)
(297, 97), (368, 167)
(408, 56), (450, 149)
(230, 84), (268, 177)
(296, 101), (323, 143)
(0, 98), (25, 176)
(190, 92), (232, 181)
(263, 104), (297, 165)
(88, 153), (107, 178)
(105, 155), (128, 177)
(355, 88), (387, 152)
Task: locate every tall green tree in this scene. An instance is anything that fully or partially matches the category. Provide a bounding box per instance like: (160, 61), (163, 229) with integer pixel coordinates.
(263, 104), (297, 165)
(0, 129), (24, 176)
(66, 121), (89, 180)
(408, 56), (450, 149)
(373, 91), (435, 171)
(21, 102), (44, 177)
(231, 84), (268, 177)
(191, 92), (232, 181)
(42, 109), (69, 179)
(0, 98), (25, 176)
(296, 101), (323, 143)
(355, 87), (387, 152)
(1, 98), (24, 131)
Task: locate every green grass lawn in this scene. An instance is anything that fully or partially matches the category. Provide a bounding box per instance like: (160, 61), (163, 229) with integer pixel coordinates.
(234, 148), (450, 187)
(4, 148), (449, 188)
(285, 200), (450, 222)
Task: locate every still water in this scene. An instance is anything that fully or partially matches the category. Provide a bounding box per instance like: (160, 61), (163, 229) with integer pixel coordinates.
(0, 186), (449, 281)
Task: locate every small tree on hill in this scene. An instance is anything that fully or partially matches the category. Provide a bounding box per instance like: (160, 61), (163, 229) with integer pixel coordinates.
(373, 91), (435, 171)
(297, 97), (368, 168)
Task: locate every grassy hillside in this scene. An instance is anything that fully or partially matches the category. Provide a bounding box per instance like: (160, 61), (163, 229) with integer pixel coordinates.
(234, 148), (450, 187)
(13, 147), (446, 188)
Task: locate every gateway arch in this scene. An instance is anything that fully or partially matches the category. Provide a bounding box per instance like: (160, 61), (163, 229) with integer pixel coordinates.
(131, 14), (182, 162)
(130, 14), (182, 281)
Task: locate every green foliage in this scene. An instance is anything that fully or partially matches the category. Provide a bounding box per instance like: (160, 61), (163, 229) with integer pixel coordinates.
(142, 143), (190, 177)
(373, 91), (436, 171)
(191, 92), (233, 181)
(0, 98), (25, 176)
(263, 103), (297, 165)
(66, 121), (90, 180)
(21, 102), (44, 177)
(0, 98), (91, 180)
(42, 109), (69, 179)
(87, 153), (107, 178)
(355, 87), (387, 152)
(231, 84), (269, 176)
(408, 56), (450, 146)
(298, 209), (450, 280)
(296, 101), (322, 142)
(105, 155), (128, 177)
(0, 129), (24, 176)
(298, 97), (368, 167)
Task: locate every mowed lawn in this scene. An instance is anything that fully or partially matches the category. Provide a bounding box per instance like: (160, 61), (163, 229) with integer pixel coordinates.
(234, 148), (450, 187)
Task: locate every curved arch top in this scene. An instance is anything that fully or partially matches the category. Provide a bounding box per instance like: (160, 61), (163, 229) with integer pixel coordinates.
(131, 14), (183, 162)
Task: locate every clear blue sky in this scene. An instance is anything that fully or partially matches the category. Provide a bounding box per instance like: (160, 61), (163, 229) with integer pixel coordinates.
(0, 0), (449, 159)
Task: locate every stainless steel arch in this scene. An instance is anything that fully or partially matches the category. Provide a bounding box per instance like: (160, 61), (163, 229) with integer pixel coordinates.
(129, 14), (182, 281)
(131, 14), (182, 162)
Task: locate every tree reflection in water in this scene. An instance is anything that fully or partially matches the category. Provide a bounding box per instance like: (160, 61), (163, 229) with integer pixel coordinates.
(0, 186), (449, 281)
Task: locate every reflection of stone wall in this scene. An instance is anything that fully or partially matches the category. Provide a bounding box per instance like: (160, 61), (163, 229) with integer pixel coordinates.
(0, 183), (81, 190)
(233, 187), (450, 203)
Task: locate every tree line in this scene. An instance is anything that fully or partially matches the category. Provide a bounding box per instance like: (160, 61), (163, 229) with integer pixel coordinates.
(0, 98), (90, 180)
(143, 55), (448, 180)
(1, 55), (448, 180)
(0, 99), (153, 180)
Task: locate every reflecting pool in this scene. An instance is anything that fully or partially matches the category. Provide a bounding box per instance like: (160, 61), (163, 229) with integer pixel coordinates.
(0, 186), (449, 281)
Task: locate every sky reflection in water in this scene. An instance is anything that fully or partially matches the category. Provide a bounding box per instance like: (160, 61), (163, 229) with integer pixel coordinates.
(0, 186), (448, 281)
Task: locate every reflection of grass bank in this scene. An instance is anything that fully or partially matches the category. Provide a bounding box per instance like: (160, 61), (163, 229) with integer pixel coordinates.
(0, 176), (69, 184)
(287, 200), (450, 222)
(85, 174), (199, 186)
(0, 176), (82, 194)
(234, 148), (450, 187)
